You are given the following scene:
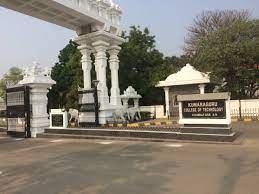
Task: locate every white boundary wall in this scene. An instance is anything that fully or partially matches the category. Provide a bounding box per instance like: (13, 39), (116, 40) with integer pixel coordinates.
(139, 105), (167, 119)
(230, 99), (259, 117)
(141, 99), (259, 119)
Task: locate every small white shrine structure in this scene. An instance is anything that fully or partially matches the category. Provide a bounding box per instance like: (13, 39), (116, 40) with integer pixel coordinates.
(113, 86), (142, 122)
(121, 86), (142, 109)
(156, 64), (215, 118)
(19, 62), (56, 137)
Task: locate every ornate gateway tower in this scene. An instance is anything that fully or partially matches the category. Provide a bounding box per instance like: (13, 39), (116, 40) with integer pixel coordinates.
(72, 0), (125, 125)
(0, 0), (125, 125)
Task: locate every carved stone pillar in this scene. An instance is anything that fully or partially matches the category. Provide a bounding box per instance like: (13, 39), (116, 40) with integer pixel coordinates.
(133, 98), (140, 108)
(92, 40), (109, 108)
(78, 45), (92, 90)
(93, 52), (99, 81)
(122, 98), (129, 109)
(19, 64), (56, 138)
(29, 86), (51, 137)
(164, 87), (170, 118)
(108, 45), (121, 106)
(199, 84), (206, 94)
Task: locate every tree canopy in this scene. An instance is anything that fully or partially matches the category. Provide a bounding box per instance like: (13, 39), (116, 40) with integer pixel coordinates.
(192, 19), (259, 99)
(185, 10), (251, 56)
(0, 67), (23, 99)
(119, 26), (175, 105)
(48, 41), (83, 109)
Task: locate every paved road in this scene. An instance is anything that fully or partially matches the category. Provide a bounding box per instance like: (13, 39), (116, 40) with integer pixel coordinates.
(0, 122), (258, 194)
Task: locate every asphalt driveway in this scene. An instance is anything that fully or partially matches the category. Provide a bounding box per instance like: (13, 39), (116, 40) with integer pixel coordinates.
(0, 122), (258, 194)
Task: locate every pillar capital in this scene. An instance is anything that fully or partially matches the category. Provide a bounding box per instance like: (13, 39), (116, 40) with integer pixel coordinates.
(78, 44), (92, 51)
(108, 45), (121, 63)
(108, 45), (121, 54)
(78, 44), (92, 61)
(92, 40), (110, 51)
(164, 87), (170, 92)
(93, 41), (109, 65)
(110, 63), (119, 71)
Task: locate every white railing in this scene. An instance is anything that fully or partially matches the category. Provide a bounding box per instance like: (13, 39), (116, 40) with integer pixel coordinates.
(230, 99), (259, 118)
(231, 108), (259, 118)
(69, 0), (122, 26)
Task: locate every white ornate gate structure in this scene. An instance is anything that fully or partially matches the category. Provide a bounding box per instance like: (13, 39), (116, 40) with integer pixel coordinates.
(0, 0), (125, 124)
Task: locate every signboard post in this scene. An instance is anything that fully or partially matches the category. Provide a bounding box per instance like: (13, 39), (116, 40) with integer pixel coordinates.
(78, 85), (100, 127)
(50, 109), (68, 129)
(178, 93), (231, 126)
(177, 93), (235, 137)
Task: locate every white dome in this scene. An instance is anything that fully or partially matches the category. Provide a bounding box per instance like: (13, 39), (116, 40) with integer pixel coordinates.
(157, 64), (210, 87)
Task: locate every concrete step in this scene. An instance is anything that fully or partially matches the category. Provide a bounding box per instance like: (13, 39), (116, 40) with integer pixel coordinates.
(0, 128), (7, 132)
(41, 128), (239, 143)
(37, 133), (176, 143)
(180, 127), (232, 135)
(37, 132), (241, 144)
(0, 132), (8, 137)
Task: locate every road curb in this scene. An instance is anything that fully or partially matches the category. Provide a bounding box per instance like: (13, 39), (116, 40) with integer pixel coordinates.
(106, 121), (178, 128)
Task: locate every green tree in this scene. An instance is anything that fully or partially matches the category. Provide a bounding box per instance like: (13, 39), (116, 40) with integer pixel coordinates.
(119, 26), (170, 105)
(48, 41), (83, 109)
(192, 20), (259, 99)
(185, 10), (251, 56)
(0, 67), (23, 98)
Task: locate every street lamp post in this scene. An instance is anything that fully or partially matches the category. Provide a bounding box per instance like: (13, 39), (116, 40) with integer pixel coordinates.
(92, 80), (99, 127)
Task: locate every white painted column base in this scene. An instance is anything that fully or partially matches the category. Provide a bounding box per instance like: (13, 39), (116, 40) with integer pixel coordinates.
(79, 107), (116, 125)
(30, 117), (49, 138)
(79, 112), (96, 124)
(110, 87), (122, 107)
(29, 87), (52, 138)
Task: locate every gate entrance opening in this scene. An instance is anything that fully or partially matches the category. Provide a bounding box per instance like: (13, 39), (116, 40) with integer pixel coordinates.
(6, 86), (31, 138)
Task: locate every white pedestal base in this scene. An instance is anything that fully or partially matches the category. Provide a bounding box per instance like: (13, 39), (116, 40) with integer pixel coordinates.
(79, 106), (118, 125)
(30, 117), (49, 138)
(79, 112), (96, 124)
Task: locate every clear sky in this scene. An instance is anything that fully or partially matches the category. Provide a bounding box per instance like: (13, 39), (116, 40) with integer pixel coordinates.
(0, 0), (259, 76)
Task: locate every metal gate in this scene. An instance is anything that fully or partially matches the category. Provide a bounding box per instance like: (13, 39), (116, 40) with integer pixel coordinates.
(6, 86), (31, 138)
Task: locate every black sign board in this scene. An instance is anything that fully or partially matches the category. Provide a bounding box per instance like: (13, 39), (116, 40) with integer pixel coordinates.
(78, 87), (100, 127)
(182, 100), (226, 119)
(52, 114), (64, 127)
(79, 103), (96, 112)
